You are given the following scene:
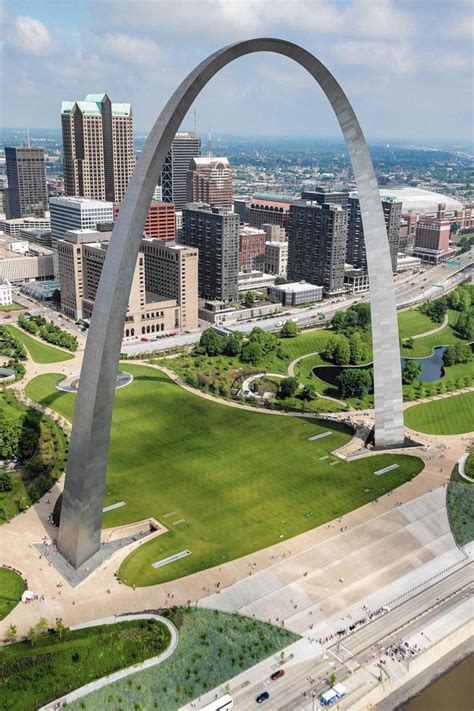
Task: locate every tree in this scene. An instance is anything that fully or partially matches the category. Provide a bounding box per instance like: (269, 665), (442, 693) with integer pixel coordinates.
(278, 377), (299, 399)
(274, 276), (287, 285)
(55, 617), (66, 640)
(337, 369), (372, 398)
(27, 626), (38, 647)
(333, 337), (350, 365)
(198, 328), (224, 357)
(0, 472), (13, 492)
(348, 332), (368, 364)
(405, 337), (414, 350)
(0, 416), (22, 460)
(280, 320), (299, 338)
(300, 384), (317, 401)
(6, 623), (17, 643)
(420, 298), (448, 324)
(402, 359), (422, 384)
(243, 291), (255, 308)
(240, 341), (263, 365)
(443, 343), (472, 366)
(330, 311), (346, 332)
(454, 312), (474, 341)
(36, 617), (49, 636)
(329, 673), (337, 686)
(223, 331), (243, 357)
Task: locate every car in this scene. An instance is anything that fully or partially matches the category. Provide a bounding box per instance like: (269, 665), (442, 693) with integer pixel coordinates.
(141, 337), (149, 342)
(256, 692), (270, 703)
(271, 669), (285, 681)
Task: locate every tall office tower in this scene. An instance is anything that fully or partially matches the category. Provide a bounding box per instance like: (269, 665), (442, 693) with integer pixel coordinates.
(5, 147), (48, 219)
(113, 202), (175, 241)
(287, 200), (347, 296)
(187, 157), (233, 209)
(233, 198), (249, 223)
(181, 202), (239, 302)
(160, 131), (201, 210)
(58, 229), (198, 333)
(239, 226), (266, 271)
(414, 218), (450, 253)
(347, 195), (401, 272)
(301, 187), (348, 208)
(49, 196), (113, 274)
(61, 94), (134, 202)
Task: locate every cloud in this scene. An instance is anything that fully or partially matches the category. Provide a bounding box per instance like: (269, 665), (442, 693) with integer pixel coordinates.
(9, 15), (55, 56)
(101, 33), (162, 66)
(332, 40), (415, 74)
(449, 12), (474, 40)
(435, 53), (473, 73)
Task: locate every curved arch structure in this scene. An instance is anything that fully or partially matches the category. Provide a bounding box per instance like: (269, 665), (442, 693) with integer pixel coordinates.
(58, 38), (404, 568)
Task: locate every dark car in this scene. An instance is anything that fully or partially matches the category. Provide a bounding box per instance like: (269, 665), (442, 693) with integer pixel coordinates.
(256, 692), (270, 703)
(271, 669), (285, 681)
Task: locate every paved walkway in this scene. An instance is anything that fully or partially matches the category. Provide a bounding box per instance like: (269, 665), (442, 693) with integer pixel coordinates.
(39, 613), (179, 710)
(405, 312), (449, 341)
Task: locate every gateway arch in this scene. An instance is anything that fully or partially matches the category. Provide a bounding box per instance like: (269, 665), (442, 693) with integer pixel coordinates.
(58, 38), (404, 568)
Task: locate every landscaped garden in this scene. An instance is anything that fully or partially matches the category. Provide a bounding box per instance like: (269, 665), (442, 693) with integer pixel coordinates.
(4, 324), (74, 364)
(0, 389), (68, 522)
(68, 608), (298, 711)
(0, 617), (171, 710)
(405, 391), (474, 435)
(26, 364), (424, 587)
(0, 567), (25, 621)
(17, 314), (78, 351)
(447, 454), (474, 547)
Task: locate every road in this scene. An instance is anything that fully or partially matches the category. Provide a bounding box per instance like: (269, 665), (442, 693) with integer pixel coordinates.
(187, 563), (472, 711)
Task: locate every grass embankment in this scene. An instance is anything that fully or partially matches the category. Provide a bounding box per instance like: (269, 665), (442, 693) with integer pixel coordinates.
(0, 304), (23, 313)
(0, 618), (171, 711)
(399, 310), (468, 357)
(0, 389), (68, 522)
(0, 568), (25, 621)
(68, 609), (298, 711)
(405, 391), (474, 435)
(398, 308), (438, 340)
(26, 365), (424, 587)
(4, 325), (74, 364)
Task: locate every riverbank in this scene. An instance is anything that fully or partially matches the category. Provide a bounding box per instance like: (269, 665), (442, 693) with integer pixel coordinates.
(378, 637), (473, 711)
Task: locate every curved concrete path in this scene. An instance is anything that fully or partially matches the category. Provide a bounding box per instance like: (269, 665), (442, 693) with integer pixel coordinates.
(457, 451), (474, 482)
(39, 613), (178, 710)
(404, 312), (449, 341)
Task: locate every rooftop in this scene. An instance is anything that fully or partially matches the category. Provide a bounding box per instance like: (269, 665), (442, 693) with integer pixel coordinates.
(272, 281), (322, 293)
(49, 196), (114, 209)
(364, 187), (463, 215)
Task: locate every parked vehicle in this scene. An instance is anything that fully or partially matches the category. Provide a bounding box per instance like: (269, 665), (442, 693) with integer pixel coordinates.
(271, 669), (285, 681)
(256, 691), (270, 704)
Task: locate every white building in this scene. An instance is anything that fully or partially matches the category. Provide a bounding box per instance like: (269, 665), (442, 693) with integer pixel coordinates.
(0, 278), (12, 305)
(0, 216), (51, 238)
(269, 281), (323, 306)
(49, 196), (114, 274)
(264, 241), (288, 276)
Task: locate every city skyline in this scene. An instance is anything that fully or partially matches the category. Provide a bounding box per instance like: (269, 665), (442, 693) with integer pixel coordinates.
(1, 0), (473, 141)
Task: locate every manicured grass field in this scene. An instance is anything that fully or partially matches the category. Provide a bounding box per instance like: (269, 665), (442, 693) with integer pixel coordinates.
(399, 310), (467, 358)
(398, 308), (436, 340)
(68, 609), (298, 711)
(0, 618), (171, 710)
(0, 303), (23, 312)
(0, 567), (25, 621)
(5, 325), (74, 363)
(405, 391), (474, 435)
(26, 365), (424, 587)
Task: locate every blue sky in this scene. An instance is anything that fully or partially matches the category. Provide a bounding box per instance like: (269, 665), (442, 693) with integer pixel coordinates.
(1, 0), (473, 140)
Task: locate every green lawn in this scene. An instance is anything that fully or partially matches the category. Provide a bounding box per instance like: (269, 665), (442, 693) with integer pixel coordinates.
(400, 310), (468, 358)
(0, 618), (171, 710)
(405, 391), (474, 435)
(68, 609), (298, 711)
(5, 325), (74, 363)
(398, 308), (436, 340)
(26, 365), (424, 587)
(0, 567), (25, 621)
(0, 303), (23, 312)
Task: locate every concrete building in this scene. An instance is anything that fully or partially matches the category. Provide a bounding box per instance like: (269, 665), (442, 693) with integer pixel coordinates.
(57, 229), (197, 335)
(0, 216), (51, 238)
(301, 187), (348, 207)
(261, 223), (286, 241)
(114, 202), (175, 241)
(181, 202), (239, 302)
(264, 240), (288, 276)
(0, 236), (54, 284)
(187, 157), (233, 209)
(415, 218), (450, 253)
(347, 195), (401, 272)
(233, 198), (249, 223)
(238, 270), (276, 292)
(269, 281), (323, 306)
(248, 193), (293, 230)
(239, 226), (266, 271)
(400, 213), (418, 252)
(160, 131), (201, 209)
(18, 227), (52, 248)
(49, 196), (114, 273)
(288, 200), (347, 295)
(61, 94), (134, 202)
(5, 147), (48, 219)
(344, 267), (370, 293)
(0, 278), (12, 306)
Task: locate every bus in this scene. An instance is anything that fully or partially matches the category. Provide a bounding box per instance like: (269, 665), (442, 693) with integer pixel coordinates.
(200, 694), (233, 711)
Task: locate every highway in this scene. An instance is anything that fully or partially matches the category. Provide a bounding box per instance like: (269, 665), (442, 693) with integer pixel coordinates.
(207, 563), (472, 710)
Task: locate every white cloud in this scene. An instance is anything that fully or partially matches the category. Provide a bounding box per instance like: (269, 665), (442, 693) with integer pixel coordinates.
(101, 33), (162, 65)
(348, 0), (416, 38)
(332, 40), (415, 74)
(9, 15), (55, 56)
(435, 53), (473, 73)
(449, 12), (474, 40)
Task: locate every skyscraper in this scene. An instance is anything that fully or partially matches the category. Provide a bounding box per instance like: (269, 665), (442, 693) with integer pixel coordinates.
(347, 195), (401, 272)
(181, 202), (239, 302)
(287, 200), (347, 295)
(5, 147), (48, 219)
(61, 94), (134, 203)
(160, 131), (201, 209)
(187, 157), (233, 208)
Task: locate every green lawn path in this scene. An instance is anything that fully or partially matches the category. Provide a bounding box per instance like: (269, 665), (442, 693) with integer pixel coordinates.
(405, 391), (474, 435)
(5, 324), (74, 363)
(0, 567), (25, 621)
(26, 365), (424, 587)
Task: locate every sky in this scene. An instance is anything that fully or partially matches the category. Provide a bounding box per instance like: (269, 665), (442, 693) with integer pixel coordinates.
(1, 0), (473, 141)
